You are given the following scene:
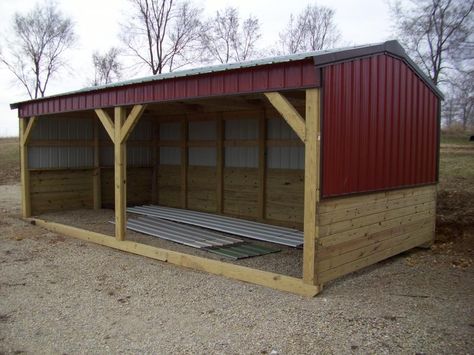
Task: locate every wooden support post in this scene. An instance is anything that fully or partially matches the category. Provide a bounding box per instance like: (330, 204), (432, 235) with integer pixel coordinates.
(95, 105), (146, 240)
(114, 107), (127, 241)
(19, 116), (36, 218)
(181, 118), (188, 209)
(303, 88), (321, 286)
(93, 118), (101, 209)
(216, 115), (224, 213)
(258, 111), (266, 220)
(151, 120), (160, 204)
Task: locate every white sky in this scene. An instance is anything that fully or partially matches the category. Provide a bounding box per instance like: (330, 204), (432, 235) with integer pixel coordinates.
(0, 0), (393, 136)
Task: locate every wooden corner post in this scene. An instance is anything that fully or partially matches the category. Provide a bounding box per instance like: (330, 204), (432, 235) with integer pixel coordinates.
(19, 116), (37, 218)
(303, 88), (321, 287)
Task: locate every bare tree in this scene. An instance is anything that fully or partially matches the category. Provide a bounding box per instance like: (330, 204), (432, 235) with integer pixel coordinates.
(452, 71), (474, 129)
(391, 0), (474, 85)
(277, 4), (340, 55)
(201, 7), (261, 64)
(0, 1), (76, 99)
(121, 0), (203, 74)
(91, 48), (122, 86)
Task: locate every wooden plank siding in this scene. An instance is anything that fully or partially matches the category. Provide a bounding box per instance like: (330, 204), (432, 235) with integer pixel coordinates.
(101, 167), (153, 207)
(316, 185), (436, 283)
(30, 169), (94, 214)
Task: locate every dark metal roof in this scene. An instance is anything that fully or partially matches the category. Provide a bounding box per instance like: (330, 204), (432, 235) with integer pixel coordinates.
(10, 40), (443, 116)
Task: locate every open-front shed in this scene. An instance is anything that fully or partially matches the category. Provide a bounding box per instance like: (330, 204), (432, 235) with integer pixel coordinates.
(11, 40), (442, 296)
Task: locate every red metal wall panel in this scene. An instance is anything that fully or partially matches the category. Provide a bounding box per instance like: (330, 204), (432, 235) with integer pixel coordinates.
(17, 60), (319, 117)
(321, 54), (439, 198)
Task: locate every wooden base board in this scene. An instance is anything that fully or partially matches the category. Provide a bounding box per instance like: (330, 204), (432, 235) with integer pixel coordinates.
(30, 218), (320, 297)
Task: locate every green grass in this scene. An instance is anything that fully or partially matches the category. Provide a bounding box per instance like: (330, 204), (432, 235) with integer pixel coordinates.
(439, 152), (474, 191)
(0, 137), (19, 165)
(440, 130), (474, 145)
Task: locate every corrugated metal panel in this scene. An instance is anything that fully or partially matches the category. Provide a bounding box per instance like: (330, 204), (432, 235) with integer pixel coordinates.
(31, 117), (93, 140)
(266, 117), (303, 169)
(17, 60), (318, 117)
(225, 119), (258, 140)
(267, 117), (299, 140)
(267, 147), (304, 169)
(160, 147), (180, 165)
(160, 122), (181, 140)
(225, 147), (258, 168)
(127, 205), (304, 247)
(188, 121), (216, 140)
(129, 119), (152, 140)
(189, 147), (216, 166)
(321, 54), (439, 198)
(127, 146), (152, 167)
(29, 117), (94, 168)
(29, 146), (93, 169)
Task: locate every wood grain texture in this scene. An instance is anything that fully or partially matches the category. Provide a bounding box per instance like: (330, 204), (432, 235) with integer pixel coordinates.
(30, 169), (93, 214)
(223, 167), (259, 218)
(316, 185), (436, 283)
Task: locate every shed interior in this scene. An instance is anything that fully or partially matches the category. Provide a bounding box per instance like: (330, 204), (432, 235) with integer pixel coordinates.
(28, 92), (307, 229)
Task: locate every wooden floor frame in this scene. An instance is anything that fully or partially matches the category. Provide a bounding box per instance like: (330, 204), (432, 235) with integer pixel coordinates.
(19, 89), (323, 297)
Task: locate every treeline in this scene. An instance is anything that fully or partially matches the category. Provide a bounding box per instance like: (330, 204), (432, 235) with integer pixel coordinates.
(1, 0), (472, 129)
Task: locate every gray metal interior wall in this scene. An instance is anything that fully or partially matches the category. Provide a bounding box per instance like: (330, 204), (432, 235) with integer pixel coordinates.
(29, 117), (94, 169)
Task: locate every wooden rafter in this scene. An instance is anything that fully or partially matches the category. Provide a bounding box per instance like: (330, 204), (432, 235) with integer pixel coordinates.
(120, 104), (147, 144)
(95, 109), (115, 143)
(264, 92), (306, 142)
(22, 116), (37, 146)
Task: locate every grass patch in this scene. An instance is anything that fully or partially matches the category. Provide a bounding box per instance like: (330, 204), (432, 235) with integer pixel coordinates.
(440, 130), (474, 145)
(0, 137), (19, 184)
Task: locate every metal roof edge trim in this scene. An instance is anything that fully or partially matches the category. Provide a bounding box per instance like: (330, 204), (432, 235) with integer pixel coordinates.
(313, 40), (443, 100)
(10, 40), (442, 110)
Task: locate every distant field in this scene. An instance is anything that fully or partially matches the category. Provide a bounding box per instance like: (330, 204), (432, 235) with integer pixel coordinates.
(0, 137), (19, 184)
(440, 130), (473, 145)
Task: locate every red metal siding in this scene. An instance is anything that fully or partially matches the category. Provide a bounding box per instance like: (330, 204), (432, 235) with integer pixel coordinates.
(321, 54), (439, 198)
(18, 60), (319, 117)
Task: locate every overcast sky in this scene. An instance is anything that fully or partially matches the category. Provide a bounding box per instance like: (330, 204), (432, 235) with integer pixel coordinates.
(0, 0), (394, 136)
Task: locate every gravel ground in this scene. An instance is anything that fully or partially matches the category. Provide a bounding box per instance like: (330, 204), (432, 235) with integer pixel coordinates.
(1, 184), (473, 354)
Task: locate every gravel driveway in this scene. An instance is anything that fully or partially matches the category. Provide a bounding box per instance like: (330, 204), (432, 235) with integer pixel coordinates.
(1, 184), (473, 354)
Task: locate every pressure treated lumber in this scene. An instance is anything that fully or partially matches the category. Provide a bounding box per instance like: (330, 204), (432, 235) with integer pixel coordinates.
(114, 107), (126, 241)
(21, 116), (37, 146)
(120, 105), (147, 143)
(316, 185), (436, 282)
(93, 119), (101, 209)
(19, 118), (32, 218)
(95, 109), (115, 143)
(264, 92), (305, 142)
(31, 218), (320, 297)
(303, 88), (321, 286)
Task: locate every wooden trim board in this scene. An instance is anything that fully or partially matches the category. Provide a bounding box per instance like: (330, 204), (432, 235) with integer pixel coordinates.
(30, 218), (320, 297)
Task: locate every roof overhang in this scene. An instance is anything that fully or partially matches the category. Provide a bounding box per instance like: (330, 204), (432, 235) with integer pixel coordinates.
(10, 40), (442, 118)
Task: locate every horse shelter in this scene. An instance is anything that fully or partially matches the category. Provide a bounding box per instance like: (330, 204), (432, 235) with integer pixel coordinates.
(10, 40), (442, 296)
